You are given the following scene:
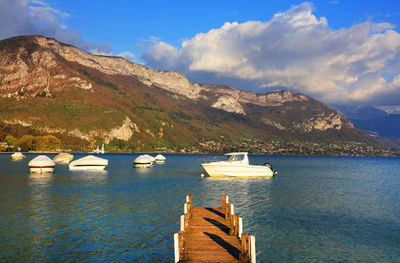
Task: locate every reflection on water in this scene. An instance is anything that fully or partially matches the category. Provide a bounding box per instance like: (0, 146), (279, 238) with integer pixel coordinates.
(69, 170), (108, 180)
(0, 153), (399, 262)
(28, 172), (54, 183)
(134, 166), (154, 175)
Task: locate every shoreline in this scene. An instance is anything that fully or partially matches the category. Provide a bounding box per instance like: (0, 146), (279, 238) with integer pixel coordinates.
(1, 151), (399, 157)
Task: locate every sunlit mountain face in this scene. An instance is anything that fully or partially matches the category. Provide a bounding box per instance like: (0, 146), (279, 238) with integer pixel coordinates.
(0, 36), (392, 154)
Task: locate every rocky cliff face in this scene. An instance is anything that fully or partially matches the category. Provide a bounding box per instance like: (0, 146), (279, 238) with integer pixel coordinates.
(0, 35), (372, 150)
(1, 36), (311, 114)
(36, 36), (205, 100)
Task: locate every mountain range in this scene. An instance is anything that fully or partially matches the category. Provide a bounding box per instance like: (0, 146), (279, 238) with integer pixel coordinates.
(0, 35), (388, 154)
(333, 105), (400, 150)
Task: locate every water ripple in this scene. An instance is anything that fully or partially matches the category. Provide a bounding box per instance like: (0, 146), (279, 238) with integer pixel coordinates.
(0, 154), (399, 262)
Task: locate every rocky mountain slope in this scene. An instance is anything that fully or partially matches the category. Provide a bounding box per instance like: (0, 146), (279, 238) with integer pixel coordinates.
(0, 35), (381, 152)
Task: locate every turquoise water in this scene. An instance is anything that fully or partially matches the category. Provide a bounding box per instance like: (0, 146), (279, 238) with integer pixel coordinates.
(0, 153), (399, 262)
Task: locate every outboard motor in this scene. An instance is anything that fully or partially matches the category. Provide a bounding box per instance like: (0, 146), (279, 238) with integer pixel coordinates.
(265, 162), (278, 176)
(264, 162), (272, 169)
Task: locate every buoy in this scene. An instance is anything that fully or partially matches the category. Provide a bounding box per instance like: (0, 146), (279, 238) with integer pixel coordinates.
(201, 173), (205, 178)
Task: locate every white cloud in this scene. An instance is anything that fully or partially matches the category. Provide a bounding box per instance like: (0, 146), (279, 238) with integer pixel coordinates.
(118, 51), (137, 62)
(89, 48), (112, 56)
(142, 41), (179, 69)
(142, 2), (400, 105)
(0, 0), (112, 54)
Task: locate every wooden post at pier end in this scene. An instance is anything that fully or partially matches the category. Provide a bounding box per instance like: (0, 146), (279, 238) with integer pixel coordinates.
(174, 194), (256, 262)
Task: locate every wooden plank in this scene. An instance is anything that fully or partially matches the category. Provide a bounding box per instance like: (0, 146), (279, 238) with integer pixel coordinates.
(176, 195), (256, 263)
(182, 206), (242, 262)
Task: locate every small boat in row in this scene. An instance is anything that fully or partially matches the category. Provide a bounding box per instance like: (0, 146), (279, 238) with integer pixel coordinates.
(27, 154), (107, 173)
(25, 153), (166, 172)
(69, 155), (108, 171)
(29, 155), (55, 173)
(201, 152), (277, 177)
(155, 154), (166, 163)
(11, 152), (25, 160)
(134, 154), (153, 168)
(134, 154), (166, 168)
(53, 152), (74, 164)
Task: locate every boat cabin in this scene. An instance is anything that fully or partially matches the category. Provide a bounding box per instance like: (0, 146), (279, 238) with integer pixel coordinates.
(224, 152), (249, 165)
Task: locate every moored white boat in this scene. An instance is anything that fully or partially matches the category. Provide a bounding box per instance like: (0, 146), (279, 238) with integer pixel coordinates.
(134, 155), (153, 168)
(11, 152), (25, 160)
(53, 152), (74, 164)
(155, 154), (166, 163)
(69, 155), (108, 170)
(142, 154), (156, 163)
(29, 155), (55, 173)
(201, 152), (277, 177)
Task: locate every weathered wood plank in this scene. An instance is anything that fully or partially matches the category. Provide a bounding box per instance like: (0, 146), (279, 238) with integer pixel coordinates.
(183, 206), (241, 262)
(175, 195), (256, 263)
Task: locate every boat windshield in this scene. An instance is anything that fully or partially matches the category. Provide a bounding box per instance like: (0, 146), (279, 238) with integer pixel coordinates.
(226, 154), (245, 161)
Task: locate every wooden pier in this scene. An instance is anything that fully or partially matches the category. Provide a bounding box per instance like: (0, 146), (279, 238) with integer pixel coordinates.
(174, 195), (256, 263)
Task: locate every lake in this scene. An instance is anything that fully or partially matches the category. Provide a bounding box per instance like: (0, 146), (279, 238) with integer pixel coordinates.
(0, 153), (399, 262)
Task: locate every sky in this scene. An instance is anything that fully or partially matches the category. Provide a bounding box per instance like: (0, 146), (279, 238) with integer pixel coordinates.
(1, 0), (400, 107)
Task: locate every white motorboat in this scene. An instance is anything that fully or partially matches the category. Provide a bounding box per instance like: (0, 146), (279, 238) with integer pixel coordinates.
(155, 154), (166, 163)
(201, 152), (277, 177)
(134, 155), (153, 168)
(142, 154), (156, 163)
(69, 155), (108, 170)
(11, 152), (25, 160)
(53, 152), (74, 164)
(29, 155), (55, 173)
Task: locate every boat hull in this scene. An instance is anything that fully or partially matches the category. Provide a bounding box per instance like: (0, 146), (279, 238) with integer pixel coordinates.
(28, 155), (55, 173)
(134, 163), (152, 168)
(11, 153), (25, 160)
(53, 153), (74, 164)
(69, 165), (106, 171)
(69, 155), (108, 171)
(54, 158), (70, 165)
(134, 155), (154, 168)
(29, 166), (55, 173)
(201, 164), (274, 177)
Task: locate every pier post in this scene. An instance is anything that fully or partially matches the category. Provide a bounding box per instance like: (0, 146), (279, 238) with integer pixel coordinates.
(230, 214), (240, 236)
(174, 233), (179, 263)
(239, 217), (243, 238)
(250, 235), (256, 263)
(240, 233), (256, 263)
(225, 203), (234, 221)
(174, 231), (186, 262)
(225, 202), (231, 220)
(180, 215), (185, 231)
(221, 195), (228, 210)
(184, 213), (190, 231)
(186, 194), (192, 205)
(184, 194), (192, 215)
(240, 233), (250, 262)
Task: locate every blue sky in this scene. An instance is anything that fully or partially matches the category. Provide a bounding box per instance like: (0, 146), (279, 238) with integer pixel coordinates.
(46, 0), (400, 56)
(1, 0), (400, 106)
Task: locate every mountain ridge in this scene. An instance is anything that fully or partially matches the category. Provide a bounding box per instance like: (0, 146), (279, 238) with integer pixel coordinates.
(0, 35), (391, 155)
